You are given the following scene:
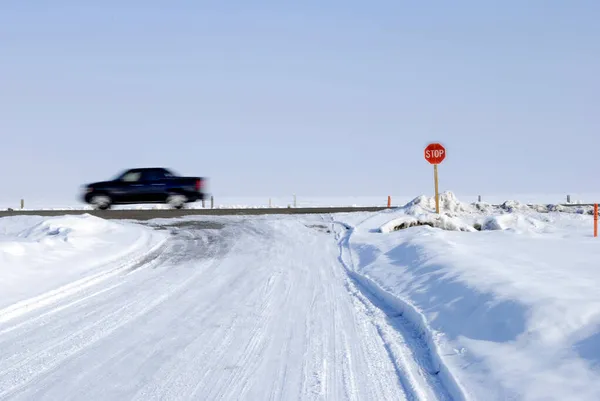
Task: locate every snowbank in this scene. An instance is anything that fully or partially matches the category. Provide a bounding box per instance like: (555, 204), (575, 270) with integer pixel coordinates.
(0, 214), (167, 310)
(379, 213), (477, 233)
(403, 191), (596, 216)
(340, 192), (600, 401)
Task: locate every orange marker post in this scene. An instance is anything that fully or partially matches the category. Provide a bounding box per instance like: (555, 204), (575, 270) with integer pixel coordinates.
(594, 203), (598, 238)
(387, 195), (391, 208)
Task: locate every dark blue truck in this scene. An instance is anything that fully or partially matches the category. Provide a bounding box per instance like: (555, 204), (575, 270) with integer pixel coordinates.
(82, 167), (206, 210)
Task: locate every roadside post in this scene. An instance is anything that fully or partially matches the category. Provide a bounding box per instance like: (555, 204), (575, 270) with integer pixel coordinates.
(424, 143), (447, 214)
(594, 203), (598, 237)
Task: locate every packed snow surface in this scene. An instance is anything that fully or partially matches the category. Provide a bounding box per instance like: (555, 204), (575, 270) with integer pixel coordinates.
(0, 214), (446, 400)
(1, 192), (599, 400)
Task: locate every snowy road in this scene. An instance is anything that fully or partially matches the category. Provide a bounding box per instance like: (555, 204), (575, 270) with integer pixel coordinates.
(0, 217), (450, 401)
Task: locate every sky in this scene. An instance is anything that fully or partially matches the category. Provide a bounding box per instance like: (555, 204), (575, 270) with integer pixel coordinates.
(1, 1), (599, 203)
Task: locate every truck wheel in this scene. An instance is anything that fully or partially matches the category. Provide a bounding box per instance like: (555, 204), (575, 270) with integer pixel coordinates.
(167, 194), (187, 209)
(90, 195), (112, 210)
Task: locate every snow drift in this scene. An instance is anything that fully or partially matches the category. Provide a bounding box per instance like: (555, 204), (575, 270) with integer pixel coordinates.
(0, 214), (167, 310)
(340, 192), (600, 401)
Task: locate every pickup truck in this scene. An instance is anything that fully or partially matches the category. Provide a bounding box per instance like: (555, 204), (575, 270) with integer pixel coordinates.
(82, 167), (206, 210)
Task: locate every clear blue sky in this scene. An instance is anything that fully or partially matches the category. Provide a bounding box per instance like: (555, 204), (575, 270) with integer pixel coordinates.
(1, 1), (599, 202)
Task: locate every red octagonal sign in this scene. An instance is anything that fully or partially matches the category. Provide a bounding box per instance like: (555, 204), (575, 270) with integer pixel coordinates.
(424, 143), (446, 165)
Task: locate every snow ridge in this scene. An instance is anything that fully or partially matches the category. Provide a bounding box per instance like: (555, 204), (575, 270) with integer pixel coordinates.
(333, 220), (465, 401)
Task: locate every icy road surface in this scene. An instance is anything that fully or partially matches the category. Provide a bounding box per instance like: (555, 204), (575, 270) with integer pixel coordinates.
(0, 217), (450, 401)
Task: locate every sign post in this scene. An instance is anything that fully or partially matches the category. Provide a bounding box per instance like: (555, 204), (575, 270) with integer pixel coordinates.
(424, 143), (446, 214)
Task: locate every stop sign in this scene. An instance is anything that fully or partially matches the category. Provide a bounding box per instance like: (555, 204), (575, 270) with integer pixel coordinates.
(424, 143), (446, 165)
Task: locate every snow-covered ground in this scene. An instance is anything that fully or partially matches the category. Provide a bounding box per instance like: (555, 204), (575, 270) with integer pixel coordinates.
(1, 193), (599, 400)
(1, 213), (432, 400)
(336, 193), (600, 401)
(0, 215), (167, 312)
(1, 192), (599, 210)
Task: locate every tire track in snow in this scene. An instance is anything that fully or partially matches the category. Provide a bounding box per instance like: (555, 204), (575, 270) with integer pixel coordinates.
(0, 239), (174, 338)
(0, 229), (228, 400)
(299, 275), (327, 398)
(329, 213), (460, 401)
(0, 242), (179, 393)
(131, 223), (284, 401)
(204, 275), (280, 400)
(309, 214), (413, 400)
(0, 232), (169, 326)
(264, 270), (296, 401)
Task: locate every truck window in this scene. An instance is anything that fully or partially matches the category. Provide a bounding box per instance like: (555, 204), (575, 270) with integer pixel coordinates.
(160, 168), (177, 177)
(121, 171), (141, 182)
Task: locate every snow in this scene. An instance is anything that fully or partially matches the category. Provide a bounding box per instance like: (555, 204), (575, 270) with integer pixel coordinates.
(0, 214), (167, 312)
(1, 193), (599, 400)
(0, 215), (429, 400)
(339, 192), (600, 401)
